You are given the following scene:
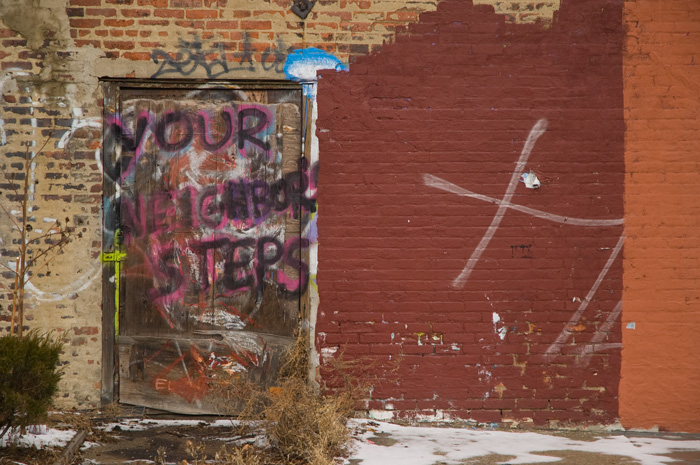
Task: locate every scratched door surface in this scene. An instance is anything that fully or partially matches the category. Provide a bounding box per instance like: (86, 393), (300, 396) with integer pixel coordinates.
(105, 84), (307, 414)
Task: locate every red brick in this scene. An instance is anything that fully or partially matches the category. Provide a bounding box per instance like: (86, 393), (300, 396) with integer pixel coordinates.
(121, 8), (151, 17)
(139, 19), (169, 26)
(104, 19), (134, 27)
(86, 7), (117, 16)
(206, 20), (238, 29)
(122, 51), (151, 60)
(75, 39), (100, 47)
(186, 9), (217, 19)
(175, 20), (204, 28)
(154, 8), (184, 18)
(240, 20), (271, 29)
(102, 40), (135, 50)
(170, 0), (202, 5)
(69, 18), (101, 28)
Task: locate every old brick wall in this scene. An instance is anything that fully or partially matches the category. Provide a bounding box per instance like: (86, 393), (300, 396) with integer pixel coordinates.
(0, 0), (450, 409)
(316, 0), (625, 426)
(0, 0), (696, 432)
(621, 0), (700, 432)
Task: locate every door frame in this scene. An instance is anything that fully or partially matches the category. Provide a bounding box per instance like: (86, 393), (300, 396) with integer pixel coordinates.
(100, 78), (310, 406)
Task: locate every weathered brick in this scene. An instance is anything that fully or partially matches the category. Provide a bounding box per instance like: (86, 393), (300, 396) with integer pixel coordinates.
(104, 19), (134, 27)
(86, 7), (117, 16)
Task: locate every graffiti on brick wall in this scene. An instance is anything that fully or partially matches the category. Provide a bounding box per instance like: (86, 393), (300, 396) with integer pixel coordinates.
(423, 119), (624, 363)
(151, 34), (288, 79)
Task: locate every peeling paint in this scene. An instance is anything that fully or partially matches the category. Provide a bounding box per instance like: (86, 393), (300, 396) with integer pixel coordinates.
(520, 170), (541, 188)
(492, 312), (507, 341)
(284, 47), (347, 82)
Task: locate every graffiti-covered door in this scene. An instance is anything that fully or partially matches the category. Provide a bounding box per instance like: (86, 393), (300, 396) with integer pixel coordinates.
(102, 82), (311, 413)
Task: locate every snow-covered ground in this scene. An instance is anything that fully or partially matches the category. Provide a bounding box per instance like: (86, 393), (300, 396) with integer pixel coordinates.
(346, 419), (700, 465)
(3, 418), (700, 465)
(0, 425), (77, 450)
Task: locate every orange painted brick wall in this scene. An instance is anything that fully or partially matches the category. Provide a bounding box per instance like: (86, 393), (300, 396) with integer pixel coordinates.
(621, 0), (700, 432)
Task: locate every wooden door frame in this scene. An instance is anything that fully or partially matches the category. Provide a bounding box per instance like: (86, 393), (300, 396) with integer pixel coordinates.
(100, 78), (309, 406)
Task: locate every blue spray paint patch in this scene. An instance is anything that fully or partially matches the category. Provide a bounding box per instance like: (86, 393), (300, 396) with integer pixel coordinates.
(306, 213), (318, 243)
(284, 47), (347, 82)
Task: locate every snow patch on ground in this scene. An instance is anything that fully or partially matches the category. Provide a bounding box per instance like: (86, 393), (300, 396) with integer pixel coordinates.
(0, 426), (76, 449)
(346, 419), (700, 465)
(99, 418), (239, 432)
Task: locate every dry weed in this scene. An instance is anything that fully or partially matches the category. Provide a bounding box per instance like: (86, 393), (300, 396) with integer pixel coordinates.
(209, 331), (379, 465)
(214, 444), (264, 465)
(49, 409), (92, 432)
(101, 401), (125, 418)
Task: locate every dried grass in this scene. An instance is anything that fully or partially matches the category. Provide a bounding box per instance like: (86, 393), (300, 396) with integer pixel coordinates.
(209, 332), (376, 465)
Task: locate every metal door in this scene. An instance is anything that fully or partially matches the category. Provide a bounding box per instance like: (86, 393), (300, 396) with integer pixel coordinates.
(102, 82), (309, 413)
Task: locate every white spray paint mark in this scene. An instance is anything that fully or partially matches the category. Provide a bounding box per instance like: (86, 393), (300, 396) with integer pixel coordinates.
(423, 119), (626, 365)
(577, 301), (623, 364)
(321, 347), (338, 357)
(447, 119), (548, 288)
(492, 312), (507, 341)
(194, 309), (245, 330)
(24, 261), (101, 302)
(57, 117), (101, 150)
(545, 235), (624, 359)
(423, 175), (623, 228)
(0, 71), (31, 145)
(626, 322), (636, 330)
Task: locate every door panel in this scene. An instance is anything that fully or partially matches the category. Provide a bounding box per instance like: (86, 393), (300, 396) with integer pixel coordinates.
(105, 84), (307, 413)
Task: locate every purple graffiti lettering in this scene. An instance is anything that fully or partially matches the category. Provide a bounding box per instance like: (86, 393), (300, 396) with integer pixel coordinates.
(222, 238), (256, 293)
(149, 191), (176, 236)
(255, 237), (284, 298)
(197, 185), (227, 230)
(148, 236), (310, 303)
(197, 108), (235, 152)
(154, 111), (194, 152)
(104, 113), (151, 182)
(223, 180), (251, 227)
(120, 159), (317, 242)
(237, 105), (272, 159)
(191, 237), (229, 292)
(279, 237), (310, 296)
(120, 193), (147, 239)
(250, 179), (271, 219)
(105, 104), (274, 183)
(149, 244), (186, 304)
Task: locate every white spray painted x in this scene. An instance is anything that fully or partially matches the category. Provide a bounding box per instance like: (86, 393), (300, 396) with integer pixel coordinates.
(424, 119), (624, 360)
(442, 118), (548, 288)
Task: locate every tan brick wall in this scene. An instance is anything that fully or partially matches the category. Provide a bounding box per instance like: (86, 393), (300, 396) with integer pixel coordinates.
(474, 0), (560, 24)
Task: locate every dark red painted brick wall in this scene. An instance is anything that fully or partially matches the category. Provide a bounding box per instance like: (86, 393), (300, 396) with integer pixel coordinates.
(316, 0), (625, 426)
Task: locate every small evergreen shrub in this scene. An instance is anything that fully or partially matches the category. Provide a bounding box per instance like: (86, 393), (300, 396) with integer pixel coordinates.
(0, 331), (64, 438)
